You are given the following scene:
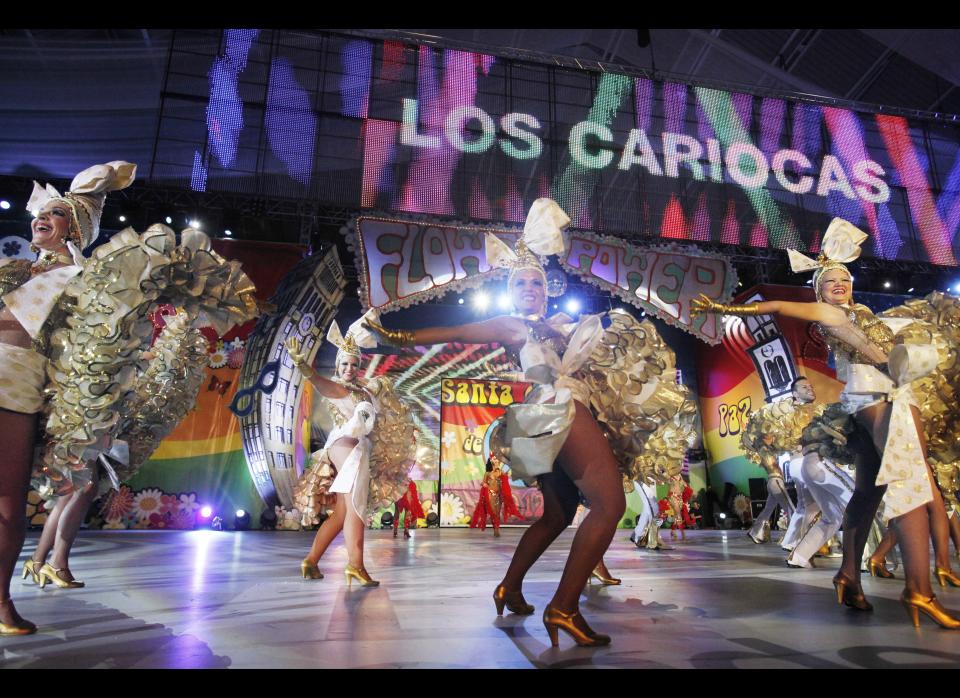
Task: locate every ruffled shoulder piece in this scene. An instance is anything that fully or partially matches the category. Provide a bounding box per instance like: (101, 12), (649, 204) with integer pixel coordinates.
(878, 291), (960, 509)
(741, 400), (826, 466)
(799, 403), (857, 465)
(105, 311), (209, 487)
(573, 309), (698, 486)
(34, 224), (260, 498)
(364, 375), (417, 513)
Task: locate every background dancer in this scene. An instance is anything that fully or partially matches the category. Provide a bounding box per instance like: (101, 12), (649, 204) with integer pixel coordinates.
(288, 314), (415, 587)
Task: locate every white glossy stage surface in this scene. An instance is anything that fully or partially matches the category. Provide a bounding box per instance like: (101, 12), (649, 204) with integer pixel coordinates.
(4, 528), (960, 669)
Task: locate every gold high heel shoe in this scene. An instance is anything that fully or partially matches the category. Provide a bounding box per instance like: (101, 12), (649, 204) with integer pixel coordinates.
(493, 584), (534, 615)
(300, 559), (323, 580)
(21, 560), (41, 585)
(832, 573), (872, 611)
(542, 604), (610, 648)
(589, 561), (622, 586)
(868, 558), (895, 579)
(344, 564), (379, 587)
(935, 566), (960, 588)
(901, 590), (960, 629)
(38, 563), (84, 589)
(0, 599), (37, 636)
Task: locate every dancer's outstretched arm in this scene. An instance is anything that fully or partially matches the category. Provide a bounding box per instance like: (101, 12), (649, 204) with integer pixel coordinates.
(691, 294), (847, 326)
(363, 315), (527, 349)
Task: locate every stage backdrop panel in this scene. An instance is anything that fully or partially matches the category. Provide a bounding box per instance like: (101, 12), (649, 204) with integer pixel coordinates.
(695, 283), (846, 498)
(438, 377), (543, 526)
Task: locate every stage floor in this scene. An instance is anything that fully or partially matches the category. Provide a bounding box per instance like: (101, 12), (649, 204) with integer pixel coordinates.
(3, 527), (960, 668)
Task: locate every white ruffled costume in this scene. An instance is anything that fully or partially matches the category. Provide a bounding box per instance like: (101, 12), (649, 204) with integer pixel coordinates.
(293, 310), (416, 523)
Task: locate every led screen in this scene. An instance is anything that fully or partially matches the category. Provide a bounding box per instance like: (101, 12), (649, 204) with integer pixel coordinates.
(152, 30), (960, 266)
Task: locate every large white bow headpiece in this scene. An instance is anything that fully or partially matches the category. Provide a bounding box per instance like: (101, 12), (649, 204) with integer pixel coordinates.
(328, 308), (380, 360)
(484, 198), (570, 279)
(26, 161), (136, 248)
(787, 218), (868, 274)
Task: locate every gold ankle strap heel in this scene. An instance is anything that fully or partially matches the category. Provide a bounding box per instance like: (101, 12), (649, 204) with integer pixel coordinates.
(344, 564), (379, 587)
(934, 566), (960, 588)
(38, 563), (84, 589)
(493, 585), (534, 616)
(300, 559), (323, 580)
(542, 604), (611, 648)
(901, 590), (960, 629)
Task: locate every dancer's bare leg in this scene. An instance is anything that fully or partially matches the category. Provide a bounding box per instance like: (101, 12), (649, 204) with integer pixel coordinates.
(304, 437), (358, 565)
(0, 409), (36, 628)
(499, 469), (580, 592)
(342, 502), (365, 569)
(49, 478), (98, 570)
(549, 401), (626, 613)
(950, 511), (960, 556)
(869, 526), (897, 565)
(306, 495), (346, 564)
(32, 494), (68, 566)
(849, 404), (934, 598)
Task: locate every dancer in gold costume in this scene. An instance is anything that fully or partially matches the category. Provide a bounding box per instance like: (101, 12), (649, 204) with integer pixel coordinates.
(288, 313), (415, 587)
(365, 199), (697, 647)
(694, 218), (960, 628)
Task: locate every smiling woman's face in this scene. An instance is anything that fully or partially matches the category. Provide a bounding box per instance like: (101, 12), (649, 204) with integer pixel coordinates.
(818, 268), (853, 306)
(31, 200), (73, 250)
(336, 354), (360, 383)
(509, 269), (546, 316)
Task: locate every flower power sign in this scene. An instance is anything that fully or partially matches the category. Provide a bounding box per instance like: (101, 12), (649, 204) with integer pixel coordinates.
(344, 214), (736, 344)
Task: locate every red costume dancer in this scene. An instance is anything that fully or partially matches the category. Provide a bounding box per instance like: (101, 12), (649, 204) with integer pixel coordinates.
(470, 457), (521, 537)
(394, 481), (425, 538)
(660, 475), (695, 540)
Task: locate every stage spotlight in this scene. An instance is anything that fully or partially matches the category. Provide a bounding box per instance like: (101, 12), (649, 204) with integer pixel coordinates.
(553, 303), (558, 309)
(805, 279), (813, 285)
(565, 298), (581, 314)
(908, 287), (915, 293)
(224, 229), (232, 237)
(259, 507), (277, 530)
(234, 509), (251, 531)
(189, 219), (201, 229)
(473, 292), (490, 311)
(118, 215), (126, 223)
(497, 293), (511, 310)
(165, 216), (172, 224)
(199, 505), (213, 519)
(380, 511), (394, 529)
(457, 297), (464, 305)
(0, 200), (11, 210)
(883, 281), (891, 289)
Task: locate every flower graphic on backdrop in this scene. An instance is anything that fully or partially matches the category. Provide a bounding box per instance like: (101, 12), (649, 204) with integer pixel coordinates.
(171, 508), (197, 530)
(159, 493), (179, 516)
(101, 485), (135, 522)
(3, 240), (22, 257)
(149, 512), (171, 529)
(440, 492), (466, 525)
(208, 339), (228, 369)
(132, 488), (164, 521)
(442, 431), (457, 449)
(226, 337), (246, 369)
(177, 493), (200, 514)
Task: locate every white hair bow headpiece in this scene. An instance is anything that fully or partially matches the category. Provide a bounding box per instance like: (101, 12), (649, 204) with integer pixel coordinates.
(328, 308), (380, 361)
(484, 198), (569, 287)
(787, 218), (868, 274)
